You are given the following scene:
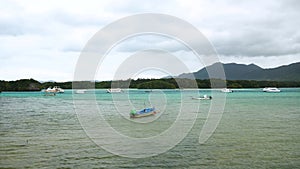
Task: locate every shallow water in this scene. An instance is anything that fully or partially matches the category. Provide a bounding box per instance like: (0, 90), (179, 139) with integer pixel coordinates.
(1, 88), (299, 168)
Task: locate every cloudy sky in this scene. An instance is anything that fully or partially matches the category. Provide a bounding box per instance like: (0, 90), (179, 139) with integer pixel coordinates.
(1, 0), (300, 81)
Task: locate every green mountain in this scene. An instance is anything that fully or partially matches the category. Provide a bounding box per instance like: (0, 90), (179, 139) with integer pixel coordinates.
(178, 62), (300, 81)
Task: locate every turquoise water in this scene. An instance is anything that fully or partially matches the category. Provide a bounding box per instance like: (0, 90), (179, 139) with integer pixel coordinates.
(1, 89), (299, 168)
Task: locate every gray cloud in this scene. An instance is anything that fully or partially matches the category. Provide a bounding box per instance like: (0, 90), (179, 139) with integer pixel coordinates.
(115, 35), (190, 53)
(98, 0), (300, 58)
(1, 0), (300, 81)
(203, 0), (300, 57)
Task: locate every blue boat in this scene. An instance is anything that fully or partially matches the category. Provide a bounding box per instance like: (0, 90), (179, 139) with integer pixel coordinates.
(130, 107), (157, 118)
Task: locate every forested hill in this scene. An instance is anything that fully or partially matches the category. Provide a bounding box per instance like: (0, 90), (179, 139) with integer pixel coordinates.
(0, 79), (72, 91)
(1, 78), (300, 91)
(178, 62), (300, 81)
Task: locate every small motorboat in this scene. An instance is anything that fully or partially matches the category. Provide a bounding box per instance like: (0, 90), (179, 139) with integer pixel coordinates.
(43, 86), (64, 96)
(263, 87), (280, 92)
(221, 88), (233, 93)
(45, 86), (64, 93)
(144, 89), (153, 93)
(75, 89), (87, 94)
(106, 88), (122, 93)
(130, 107), (157, 118)
(192, 95), (212, 100)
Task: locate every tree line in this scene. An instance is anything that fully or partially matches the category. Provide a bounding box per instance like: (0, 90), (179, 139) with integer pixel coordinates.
(1, 78), (300, 91)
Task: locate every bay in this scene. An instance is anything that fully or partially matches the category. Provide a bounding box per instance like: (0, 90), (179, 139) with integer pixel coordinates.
(0, 88), (299, 168)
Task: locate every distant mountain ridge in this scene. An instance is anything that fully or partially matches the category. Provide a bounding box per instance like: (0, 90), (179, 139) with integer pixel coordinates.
(178, 62), (300, 81)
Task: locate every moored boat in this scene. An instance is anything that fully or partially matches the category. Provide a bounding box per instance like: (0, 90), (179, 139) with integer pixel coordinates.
(263, 87), (280, 92)
(192, 95), (212, 100)
(75, 89), (87, 94)
(221, 88), (233, 93)
(45, 86), (64, 93)
(106, 88), (122, 93)
(130, 107), (157, 118)
(42, 86), (64, 96)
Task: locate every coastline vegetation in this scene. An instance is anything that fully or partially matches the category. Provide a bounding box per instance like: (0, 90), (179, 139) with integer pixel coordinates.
(1, 78), (300, 91)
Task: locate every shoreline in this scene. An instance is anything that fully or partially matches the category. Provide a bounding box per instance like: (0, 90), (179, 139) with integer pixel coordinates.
(1, 87), (300, 92)
(1, 78), (300, 92)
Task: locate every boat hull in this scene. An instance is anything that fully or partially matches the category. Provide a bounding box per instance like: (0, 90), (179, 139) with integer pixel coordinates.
(75, 89), (87, 94)
(221, 88), (233, 93)
(43, 92), (56, 96)
(130, 111), (156, 118)
(107, 88), (122, 93)
(192, 97), (211, 100)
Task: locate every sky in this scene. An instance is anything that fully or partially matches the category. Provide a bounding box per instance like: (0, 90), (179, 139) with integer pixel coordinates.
(0, 0), (300, 81)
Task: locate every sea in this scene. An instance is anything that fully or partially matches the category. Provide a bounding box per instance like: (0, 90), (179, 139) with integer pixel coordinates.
(1, 88), (299, 168)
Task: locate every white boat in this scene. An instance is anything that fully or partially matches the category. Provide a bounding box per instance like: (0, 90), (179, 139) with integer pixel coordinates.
(45, 86), (64, 93)
(106, 88), (122, 93)
(263, 87), (280, 92)
(221, 88), (233, 93)
(75, 89), (87, 94)
(45, 87), (56, 93)
(192, 95), (212, 100)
